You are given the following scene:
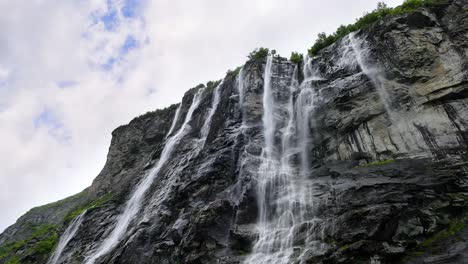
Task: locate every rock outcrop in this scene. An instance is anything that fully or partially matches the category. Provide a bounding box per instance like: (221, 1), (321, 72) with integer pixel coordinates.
(1, 1), (467, 263)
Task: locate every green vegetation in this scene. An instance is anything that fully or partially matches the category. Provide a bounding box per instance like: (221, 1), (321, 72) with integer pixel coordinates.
(0, 224), (59, 263)
(247, 47), (269, 61)
(185, 83), (206, 95)
(419, 219), (465, 247)
(28, 224), (58, 253)
(193, 83), (206, 92)
(402, 218), (466, 262)
(289, 52), (304, 64)
(0, 240), (27, 260)
(206, 80), (222, 91)
(226, 66), (242, 77)
(338, 242), (354, 251)
(308, 0), (441, 56)
(0, 194), (114, 263)
(31, 224), (56, 237)
(64, 193), (113, 224)
(358, 159), (395, 168)
(33, 190), (86, 211)
(5, 256), (20, 264)
(237, 249), (249, 255)
(448, 193), (468, 201)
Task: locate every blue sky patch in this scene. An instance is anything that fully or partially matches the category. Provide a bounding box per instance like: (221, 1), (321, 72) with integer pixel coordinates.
(34, 109), (71, 143)
(101, 57), (117, 71)
(101, 9), (118, 30)
(122, 0), (142, 18)
(34, 109), (61, 129)
(99, 36), (140, 71)
(87, 1), (145, 72)
(56, 80), (78, 89)
(121, 35), (138, 54)
(98, 0), (143, 30)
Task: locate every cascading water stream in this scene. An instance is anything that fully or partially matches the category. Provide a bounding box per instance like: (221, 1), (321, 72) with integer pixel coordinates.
(296, 89), (314, 178)
(165, 103), (181, 139)
(245, 55), (323, 264)
(237, 67), (246, 128)
(262, 55), (275, 160)
(246, 54), (283, 263)
(199, 81), (223, 150)
(47, 210), (87, 264)
(346, 33), (424, 153)
(85, 89), (204, 264)
(348, 33), (396, 119)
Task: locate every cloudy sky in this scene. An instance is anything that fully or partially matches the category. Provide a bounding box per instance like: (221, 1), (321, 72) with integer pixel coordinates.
(0, 0), (404, 232)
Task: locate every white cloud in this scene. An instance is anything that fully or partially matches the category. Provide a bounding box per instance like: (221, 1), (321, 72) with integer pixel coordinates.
(0, 0), (403, 232)
(0, 65), (9, 82)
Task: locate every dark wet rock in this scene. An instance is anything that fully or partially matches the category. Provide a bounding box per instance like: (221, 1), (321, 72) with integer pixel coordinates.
(1, 1), (468, 264)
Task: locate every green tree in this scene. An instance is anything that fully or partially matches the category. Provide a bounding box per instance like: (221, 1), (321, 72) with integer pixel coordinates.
(289, 52), (303, 64)
(307, 0), (440, 56)
(247, 47), (269, 60)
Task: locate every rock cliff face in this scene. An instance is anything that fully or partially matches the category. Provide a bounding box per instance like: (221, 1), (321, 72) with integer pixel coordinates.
(1, 1), (468, 263)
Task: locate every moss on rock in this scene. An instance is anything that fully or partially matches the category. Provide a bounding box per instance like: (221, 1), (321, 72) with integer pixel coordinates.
(64, 193), (113, 224)
(401, 218), (467, 263)
(0, 224), (58, 264)
(357, 159), (395, 168)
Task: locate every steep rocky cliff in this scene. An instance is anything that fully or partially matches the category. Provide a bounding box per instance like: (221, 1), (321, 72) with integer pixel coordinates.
(1, 1), (467, 263)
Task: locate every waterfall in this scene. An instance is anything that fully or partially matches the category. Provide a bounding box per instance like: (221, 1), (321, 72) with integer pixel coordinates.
(48, 210), (87, 264)
(303, 55), (314, 82)
(165, 103), (181, 139)
(297, 55), (314, 177)
(346, 33), (424, 154)
(244, 54), (326, 263)
(238, 67), (245, 109)
(246, 54), (280, 264)
(348, 33), (396, 118)
(262, 55), (275, 159)
(237, 67), (246, 128)
(85, 89), (204, 264)
(296, 87), (315, 177)
(199, 81), (223, 150)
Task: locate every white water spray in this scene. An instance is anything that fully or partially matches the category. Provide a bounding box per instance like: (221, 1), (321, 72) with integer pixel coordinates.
(246, 54), (280, 263)
(348, 33), (396, 117)
(199, 81), (223, 150)
(166, 103), (181, 139)
(238, 68), (245, 105)
(85, 89), (204, 264)
(262, 55), (275, 159)
(238, 67), (245, 117)
(48, 211), (87, 264)
(347, 33), (424, 153)
(298, 91), (314, 175)
(245, 56), (324, 264)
